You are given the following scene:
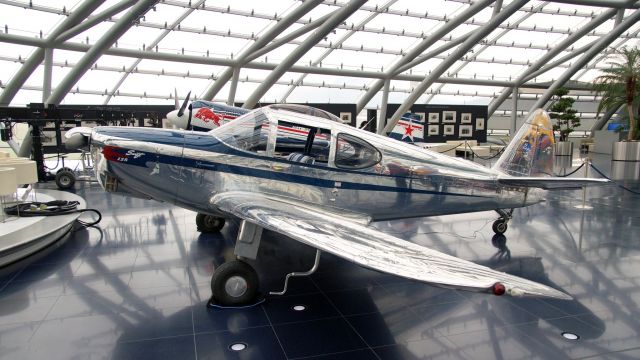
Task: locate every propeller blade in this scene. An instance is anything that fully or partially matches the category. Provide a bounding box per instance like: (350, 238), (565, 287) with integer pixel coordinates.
(186, 104), (193, 130)
(174, 88), (179, 110)
(177, 91), (191, 117)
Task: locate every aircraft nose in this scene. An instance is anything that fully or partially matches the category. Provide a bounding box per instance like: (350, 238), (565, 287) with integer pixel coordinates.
(166, 110), (189, 129)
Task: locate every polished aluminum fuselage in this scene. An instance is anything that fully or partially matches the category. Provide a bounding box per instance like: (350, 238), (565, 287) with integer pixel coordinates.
(90, 121), (543, 223)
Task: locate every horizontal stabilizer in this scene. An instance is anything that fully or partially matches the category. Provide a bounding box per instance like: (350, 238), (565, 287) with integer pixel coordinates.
(498, 176), (610, 189)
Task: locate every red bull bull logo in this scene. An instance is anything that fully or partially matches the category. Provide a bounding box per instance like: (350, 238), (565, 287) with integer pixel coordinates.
(194, 108), (222, 126)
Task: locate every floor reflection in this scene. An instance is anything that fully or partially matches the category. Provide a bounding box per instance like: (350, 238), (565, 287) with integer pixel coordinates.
(0, 154), (639, 359)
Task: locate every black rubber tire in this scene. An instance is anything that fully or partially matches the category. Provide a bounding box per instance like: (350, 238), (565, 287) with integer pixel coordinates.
(210, 260), (259, 306)
(492, 219), (508, 234)
(196, 213), (225, 233)
(55, 170), (76, 190)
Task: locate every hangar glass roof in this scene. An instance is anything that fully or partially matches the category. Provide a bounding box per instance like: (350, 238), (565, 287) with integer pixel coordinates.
(0, 0), (639, 123)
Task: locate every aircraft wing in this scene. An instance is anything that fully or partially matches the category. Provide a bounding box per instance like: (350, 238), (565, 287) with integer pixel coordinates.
(212, 191), (571, 300)
(498, 176), (610, 189)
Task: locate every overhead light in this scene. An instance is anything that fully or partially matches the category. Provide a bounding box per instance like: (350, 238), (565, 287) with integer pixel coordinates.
(292, 305), (306, 311)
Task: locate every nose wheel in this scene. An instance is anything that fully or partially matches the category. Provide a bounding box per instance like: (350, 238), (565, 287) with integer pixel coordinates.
(493, 209), (513, 234)
(210, 260), (259, 306)
(492, 219), (508, 234)
(196, 213), (225, 233)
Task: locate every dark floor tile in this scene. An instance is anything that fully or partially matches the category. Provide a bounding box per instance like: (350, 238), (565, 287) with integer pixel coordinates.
(192, 301), (269, 333)
(274, 317), (368, 359)
(116, 306), (194, 342)
(346, 310), (424, 347)
(195, 326), (286, 360)
(324, 287), (389, 316)
(373, 338), (466, 360)
(293, 348), (379, 360)
(263, 292), (340, 325)
(0, 295), (57, 325)
(113, 334), (196, 360)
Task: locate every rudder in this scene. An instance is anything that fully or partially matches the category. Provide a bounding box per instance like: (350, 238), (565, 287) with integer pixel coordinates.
(493, 109), (555, 177)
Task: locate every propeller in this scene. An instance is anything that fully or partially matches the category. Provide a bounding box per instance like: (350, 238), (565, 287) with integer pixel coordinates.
(177, 90), (191, 117)
(174, 88), (179, 110)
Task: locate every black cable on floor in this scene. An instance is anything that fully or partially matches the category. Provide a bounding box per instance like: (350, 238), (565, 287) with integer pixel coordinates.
(4, 200), (102, 227)
(590, 163), (640, 195)
(554, 162), (585, 177)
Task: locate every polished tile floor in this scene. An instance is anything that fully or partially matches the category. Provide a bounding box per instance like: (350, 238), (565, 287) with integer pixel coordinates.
(0, 153), (639, 359)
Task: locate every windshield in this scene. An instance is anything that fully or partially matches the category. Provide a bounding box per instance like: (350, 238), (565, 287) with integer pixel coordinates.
(211, 109), (270, 153)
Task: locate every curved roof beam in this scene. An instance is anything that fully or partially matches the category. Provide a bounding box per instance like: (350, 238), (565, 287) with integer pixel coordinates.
(546, 0), (639, 8)
(103, 0), (206, 105)
(384, 0), (528, 134)
(0, 31), (592, 91)
(200, 0), (324, 101)
(355, 0), (495, 114)
(0, 0), (106, 105)
(528, 9), (640, 111)
(279, 0), (398, 103)
(53, 0), (137, 45)
(242, 0), (367, 109)
(488, 7), (618, 117)
(423, 2), (548, 104)
(45, 0), (158, 105)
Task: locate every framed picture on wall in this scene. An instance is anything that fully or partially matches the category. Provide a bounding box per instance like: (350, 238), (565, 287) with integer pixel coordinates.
(428, 125), (439, 136)
(459, 125), (473, 137)
(339, 112), (352, 124)
(476, 118), (485, 130)
(443, 125), (455, 135)
(428, 113), (440, 123)
(461, 113), (472, 124)
(443, 111), (456, 123)
(414, 112), (425, 122)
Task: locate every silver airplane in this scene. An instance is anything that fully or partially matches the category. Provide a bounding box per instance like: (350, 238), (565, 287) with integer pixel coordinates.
(76, 105), (608, 306)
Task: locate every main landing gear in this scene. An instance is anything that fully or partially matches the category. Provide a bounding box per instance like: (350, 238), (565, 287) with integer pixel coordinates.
(493, 209), (514, 235)
(209, 220), (322, 307)
(196, 213), (226, 233)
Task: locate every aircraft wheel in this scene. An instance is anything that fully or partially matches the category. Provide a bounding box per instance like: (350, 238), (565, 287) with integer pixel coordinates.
(210, 260), (259, 306)
(196, 213), (225, 232)
(55, 170), (76, 190)
(492, 219), (508, 234)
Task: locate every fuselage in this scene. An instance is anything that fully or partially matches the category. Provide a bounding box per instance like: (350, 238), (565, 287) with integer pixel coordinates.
(91, 107), (543, 223)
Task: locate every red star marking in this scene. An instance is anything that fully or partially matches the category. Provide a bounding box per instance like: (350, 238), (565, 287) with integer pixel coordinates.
(401, 123), (420, 141)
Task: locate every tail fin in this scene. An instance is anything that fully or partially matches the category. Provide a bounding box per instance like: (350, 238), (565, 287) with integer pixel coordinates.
(493, 109), (555, 177)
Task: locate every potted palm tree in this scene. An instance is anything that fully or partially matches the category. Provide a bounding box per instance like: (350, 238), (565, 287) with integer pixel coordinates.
(593, 46), (640, 161)
(549, 88), (580, 156)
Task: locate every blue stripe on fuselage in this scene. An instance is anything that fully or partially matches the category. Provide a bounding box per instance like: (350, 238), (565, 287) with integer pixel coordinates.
(95, 127), (493, 197)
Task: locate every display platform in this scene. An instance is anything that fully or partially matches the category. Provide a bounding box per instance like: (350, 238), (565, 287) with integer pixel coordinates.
(0, 189), (85, 267)
(0, 154), (639, 359)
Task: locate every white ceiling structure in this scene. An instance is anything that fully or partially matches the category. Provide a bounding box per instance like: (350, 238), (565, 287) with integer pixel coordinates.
(0, 0), (639, 131)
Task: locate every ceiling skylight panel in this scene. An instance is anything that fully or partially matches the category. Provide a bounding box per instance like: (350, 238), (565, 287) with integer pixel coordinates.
(140, 3), (180, 24)
(0, 5), (63, 38)
(182, 10), (273, 35)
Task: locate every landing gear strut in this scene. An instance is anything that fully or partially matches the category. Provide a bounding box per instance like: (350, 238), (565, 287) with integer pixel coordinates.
(493, 209), (513, 234)
(196, 213), (225, 233)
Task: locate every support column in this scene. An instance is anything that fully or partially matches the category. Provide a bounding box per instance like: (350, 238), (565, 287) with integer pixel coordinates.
(227, 67), (240, 106)
(0, 0), (105, 105)
(385, 0), (527, 134)
(201, 0), (324, 101)
(46, 0), (157, 105)
(355, 0), (495, 114)
(377, 79), (390, 135)
(511, 87), (518, 136)
(42, 48), (53, 104)
(529, 9), (640, 112)
(243, 0), (366, 109)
